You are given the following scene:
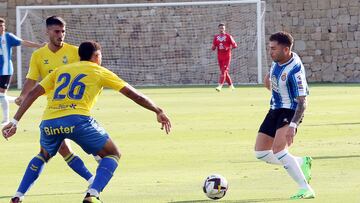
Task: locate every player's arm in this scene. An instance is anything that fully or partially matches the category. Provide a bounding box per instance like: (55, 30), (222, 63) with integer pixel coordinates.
(2, 85), (45, 139)
(211, 36), (216, 51)
(16, 51), (40, 106)
(21, 40), (44, 48)
(211, 44), (216, 51)
(120, 85), (171, 134)
(286, 96), (307, 146)
(291, 96), (307, 126)
(286, 67), (308, 145)
(15, 79), (37, 106)
(230, 35), (237, 49)
(264, 72), (271, 90)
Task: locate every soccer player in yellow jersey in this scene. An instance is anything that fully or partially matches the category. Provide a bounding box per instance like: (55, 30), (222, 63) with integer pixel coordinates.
(3, 41), (171, 203)
(12, 16), (94, 202)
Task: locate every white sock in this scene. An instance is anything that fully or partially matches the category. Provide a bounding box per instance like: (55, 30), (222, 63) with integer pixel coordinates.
(87, 176), (95, 185)
(0, 93), (9, 122)
(14, 191), (24, 199)
(94, 155), (102, 163)
(88, 188), (99, 197)
(296, 156), (303, 166)
(255, 150), (281, 165)
(6, 95), (16, 103)
(275, 149), (310, 190)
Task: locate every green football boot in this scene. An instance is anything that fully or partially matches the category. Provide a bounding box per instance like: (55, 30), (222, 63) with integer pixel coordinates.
(301, 156), (312, 183)
(290, 188), (315, 199)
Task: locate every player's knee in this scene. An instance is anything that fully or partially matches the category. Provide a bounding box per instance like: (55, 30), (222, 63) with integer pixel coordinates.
(113, 149), (121, 160)
(272, 145), (285, 154)
(39, 148), (51, 162)
(58, 142), (73, 157)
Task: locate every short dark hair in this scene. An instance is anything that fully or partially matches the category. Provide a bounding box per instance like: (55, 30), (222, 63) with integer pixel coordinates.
(46, 16), (66, 27)
(218, 23), (225, 27)
(269, 31), (294, 48)
(0, 18), (5, 24)
(79, 41), (101, 61)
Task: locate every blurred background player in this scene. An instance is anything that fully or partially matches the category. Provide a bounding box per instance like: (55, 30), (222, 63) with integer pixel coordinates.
(3, 40), (171, 203)
(211, 23), (237, 92)
(0, 17), (43, 125)
(254, 31), (314, 199)
(13, 16), (95, 201)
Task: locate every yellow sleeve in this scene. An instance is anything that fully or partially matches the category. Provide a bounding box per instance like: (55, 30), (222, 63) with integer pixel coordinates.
(39, 70), (56, 93)
(26, 52), (40, 81)
(101, 68), (127, 91)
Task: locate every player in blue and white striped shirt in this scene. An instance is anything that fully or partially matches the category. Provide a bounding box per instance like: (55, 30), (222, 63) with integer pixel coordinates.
(254, 32), (315, 199)
(0, 18), (43, 125)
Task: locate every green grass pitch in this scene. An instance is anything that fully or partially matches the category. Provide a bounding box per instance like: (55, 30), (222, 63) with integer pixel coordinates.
(1, 84), (360, 203)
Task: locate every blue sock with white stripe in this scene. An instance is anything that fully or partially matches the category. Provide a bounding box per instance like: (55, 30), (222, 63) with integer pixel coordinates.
(17, 154), (46, 194)
(89, 156), (119, 196)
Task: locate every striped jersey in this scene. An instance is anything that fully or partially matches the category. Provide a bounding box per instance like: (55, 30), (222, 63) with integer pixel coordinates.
(269, 52), (309, 110)
(0, 32), (22, 75)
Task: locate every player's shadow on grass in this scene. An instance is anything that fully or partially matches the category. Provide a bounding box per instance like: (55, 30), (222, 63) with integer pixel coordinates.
(0, 191), (83, 200)
(169, 197), (287, 203)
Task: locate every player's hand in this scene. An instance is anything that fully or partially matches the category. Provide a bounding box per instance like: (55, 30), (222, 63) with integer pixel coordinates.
(2, 122), (17, 140)
(15, 96), (24, 106)
(157, 112), (171, 134)
(286, 126), (296, 146)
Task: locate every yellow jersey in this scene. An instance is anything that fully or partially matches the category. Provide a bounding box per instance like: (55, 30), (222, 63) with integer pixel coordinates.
(39, 61), (127, 120)
(27, 42), (80, 80)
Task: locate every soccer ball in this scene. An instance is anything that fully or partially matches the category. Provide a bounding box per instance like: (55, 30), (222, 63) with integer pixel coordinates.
(202, 174), (228, 200)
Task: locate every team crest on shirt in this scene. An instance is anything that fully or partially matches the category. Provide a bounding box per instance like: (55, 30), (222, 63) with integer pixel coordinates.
(44, 59), (49, 64)
(63, 56), (68, 64)
(217, 35), (226, 42)
(281, 73), (287, 81)
(219, 43), (224, 50)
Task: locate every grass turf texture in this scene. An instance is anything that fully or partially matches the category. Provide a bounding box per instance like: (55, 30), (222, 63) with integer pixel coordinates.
(1, 84), (359, 203)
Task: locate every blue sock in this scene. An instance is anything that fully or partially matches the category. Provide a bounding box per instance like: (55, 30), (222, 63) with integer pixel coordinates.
(91, 156), (119, 193)
(65, 153), (93, 181)
(17, 154), (46, 194)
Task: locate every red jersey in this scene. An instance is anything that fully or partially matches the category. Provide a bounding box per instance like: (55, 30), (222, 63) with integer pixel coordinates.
(212, 33), (237, 56)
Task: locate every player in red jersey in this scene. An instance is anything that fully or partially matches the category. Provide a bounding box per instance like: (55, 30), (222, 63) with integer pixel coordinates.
(212, 23), (237, 92)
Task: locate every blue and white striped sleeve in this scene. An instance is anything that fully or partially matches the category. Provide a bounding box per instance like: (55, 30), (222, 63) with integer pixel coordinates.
(290, 65), (308, 97)
(7, 33), (22, 47)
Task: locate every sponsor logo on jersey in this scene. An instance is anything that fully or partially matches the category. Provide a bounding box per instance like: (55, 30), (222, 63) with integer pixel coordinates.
(43, 125), (75, 135)
(63, 56), (68, 64)
(217, 35), (226, 42)
(297, 81), (304, 90)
